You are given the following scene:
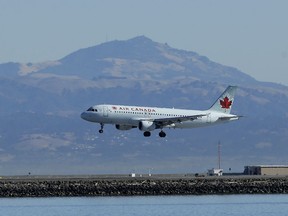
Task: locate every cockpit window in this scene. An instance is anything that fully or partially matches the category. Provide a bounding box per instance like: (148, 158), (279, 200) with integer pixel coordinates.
(87, 107), (98, 112)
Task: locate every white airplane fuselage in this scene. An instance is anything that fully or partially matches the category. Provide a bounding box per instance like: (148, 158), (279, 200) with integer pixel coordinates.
(81, 86), (240, 137)
(81, 104), (238, 129)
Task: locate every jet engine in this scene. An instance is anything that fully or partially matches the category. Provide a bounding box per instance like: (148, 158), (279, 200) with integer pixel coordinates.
(115, 124), (135, 130)
(138, 120), (156, 131)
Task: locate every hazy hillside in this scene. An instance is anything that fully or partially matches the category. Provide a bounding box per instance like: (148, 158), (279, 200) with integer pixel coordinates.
(0, 36), (287, 175)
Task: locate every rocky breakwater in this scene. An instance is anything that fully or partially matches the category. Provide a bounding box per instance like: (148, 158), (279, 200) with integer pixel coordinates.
(1, 176), (288, 197)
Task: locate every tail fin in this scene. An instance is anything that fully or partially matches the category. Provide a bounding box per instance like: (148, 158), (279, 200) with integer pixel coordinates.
(209, 86), (237, 114)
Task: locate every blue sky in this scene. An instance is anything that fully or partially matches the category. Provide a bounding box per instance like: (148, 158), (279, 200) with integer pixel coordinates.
(0, 0), (287, 85)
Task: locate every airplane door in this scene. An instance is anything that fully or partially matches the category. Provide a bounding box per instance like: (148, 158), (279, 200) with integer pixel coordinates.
(103, 106), (108, 117)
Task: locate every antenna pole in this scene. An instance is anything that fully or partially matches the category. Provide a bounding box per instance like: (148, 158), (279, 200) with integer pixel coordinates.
(218, 141), (221, 169)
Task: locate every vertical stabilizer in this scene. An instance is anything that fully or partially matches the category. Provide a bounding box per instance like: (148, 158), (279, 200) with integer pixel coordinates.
(208, 86), (237, 114)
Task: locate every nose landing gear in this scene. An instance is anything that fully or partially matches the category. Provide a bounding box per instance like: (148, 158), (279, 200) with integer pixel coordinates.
(99, 123), (104, 133)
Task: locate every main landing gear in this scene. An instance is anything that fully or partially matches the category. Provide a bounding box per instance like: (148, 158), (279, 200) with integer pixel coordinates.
(159, 130), (166, 138)
(143, 131), (151, 137)
(99, 123), (104, 133)
(143, 130), (166, 138)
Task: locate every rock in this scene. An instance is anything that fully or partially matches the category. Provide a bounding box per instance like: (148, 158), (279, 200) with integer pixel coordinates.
(1, 177), (288, 197)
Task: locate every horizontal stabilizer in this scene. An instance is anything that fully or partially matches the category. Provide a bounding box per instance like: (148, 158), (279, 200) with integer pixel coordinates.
(218, 115), (242, 121)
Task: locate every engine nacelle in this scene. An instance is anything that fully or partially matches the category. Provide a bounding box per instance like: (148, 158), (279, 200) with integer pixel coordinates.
(138, 120), (156, 131)
(115, 124), (134, 130)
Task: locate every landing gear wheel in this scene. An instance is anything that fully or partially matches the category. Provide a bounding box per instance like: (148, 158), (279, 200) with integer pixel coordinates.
(159, 131), (166, 138)
(143, 131), (151, 137)
(99, 123), (104, 134)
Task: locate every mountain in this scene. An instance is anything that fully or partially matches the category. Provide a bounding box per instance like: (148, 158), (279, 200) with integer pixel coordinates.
(0, 36), (288, 175)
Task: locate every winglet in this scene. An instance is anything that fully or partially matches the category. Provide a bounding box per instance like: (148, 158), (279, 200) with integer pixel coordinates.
(208, 86), (237, 114)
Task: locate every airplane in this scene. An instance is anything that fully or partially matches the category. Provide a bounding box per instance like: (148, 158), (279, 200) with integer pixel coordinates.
(81, 86), (241, 137)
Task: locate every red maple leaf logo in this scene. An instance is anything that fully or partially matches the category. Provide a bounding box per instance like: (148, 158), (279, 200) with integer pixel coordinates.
(220, 96), (232, 109)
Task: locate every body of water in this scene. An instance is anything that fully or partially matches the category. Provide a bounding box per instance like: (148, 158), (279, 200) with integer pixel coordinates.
(1, 195), (288, 216)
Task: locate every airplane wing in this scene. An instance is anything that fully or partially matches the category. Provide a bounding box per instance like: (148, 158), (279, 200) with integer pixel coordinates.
(153, 114), (208, 127)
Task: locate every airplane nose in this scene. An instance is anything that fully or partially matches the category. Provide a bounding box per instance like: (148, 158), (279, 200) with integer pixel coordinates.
(81, 111), (95, 122)
(81, 112), (87, 120)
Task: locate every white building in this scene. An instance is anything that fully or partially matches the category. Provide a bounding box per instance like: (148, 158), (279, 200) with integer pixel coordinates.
(207, 168), (223, 176)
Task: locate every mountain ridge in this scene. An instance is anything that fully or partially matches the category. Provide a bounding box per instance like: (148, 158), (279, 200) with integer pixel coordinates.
(0, 36), (287, 175)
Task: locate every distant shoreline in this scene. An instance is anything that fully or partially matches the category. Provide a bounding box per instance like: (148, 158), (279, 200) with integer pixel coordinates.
(1, 175), (288, 197)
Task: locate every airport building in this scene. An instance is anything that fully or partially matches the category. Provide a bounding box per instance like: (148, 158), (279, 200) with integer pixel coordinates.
(207, 168), (223, 176)
(244, 165), (288, 176)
